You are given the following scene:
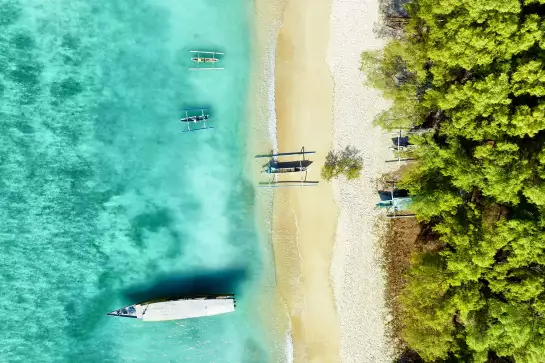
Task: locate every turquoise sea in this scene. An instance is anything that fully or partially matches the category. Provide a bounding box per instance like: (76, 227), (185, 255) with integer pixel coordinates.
(0, 1), (279, 362)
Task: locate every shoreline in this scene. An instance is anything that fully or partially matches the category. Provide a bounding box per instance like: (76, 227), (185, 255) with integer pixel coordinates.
(251, 0), (395, 361)
(249, 1), (291, 362)
(272, 0), (341, 362)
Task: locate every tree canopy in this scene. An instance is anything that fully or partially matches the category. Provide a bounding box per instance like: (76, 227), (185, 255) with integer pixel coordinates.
(321, 146), (363, 181)
(363, 0), (545, 361)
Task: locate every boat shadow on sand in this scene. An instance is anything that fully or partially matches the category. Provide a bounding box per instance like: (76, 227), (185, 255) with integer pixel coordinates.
(122, 268), (248, 304)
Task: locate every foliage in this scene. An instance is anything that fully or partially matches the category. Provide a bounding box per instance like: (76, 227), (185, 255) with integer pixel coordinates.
(363, 0), (545, 361)
(321, 146), (363, 181)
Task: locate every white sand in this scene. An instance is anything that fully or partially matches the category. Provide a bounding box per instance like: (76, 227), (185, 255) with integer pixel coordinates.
(327, 0), (395, 362)
(255, 0), (397, 361)
(272, 0), (341, 362)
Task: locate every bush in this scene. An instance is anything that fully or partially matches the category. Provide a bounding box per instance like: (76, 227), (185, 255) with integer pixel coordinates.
(321, 146), (363, 181)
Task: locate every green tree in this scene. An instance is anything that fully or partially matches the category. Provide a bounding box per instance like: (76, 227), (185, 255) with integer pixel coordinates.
(321, 146), (363, 181)
(361, 0), (545, 361)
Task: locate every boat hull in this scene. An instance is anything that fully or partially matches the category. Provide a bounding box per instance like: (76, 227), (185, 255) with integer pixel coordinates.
(180, 115), (209, 123)
(108, 295), (235, 322)
(191, 57), (219, 63)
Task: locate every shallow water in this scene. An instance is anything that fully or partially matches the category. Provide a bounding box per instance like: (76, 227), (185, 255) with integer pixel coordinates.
(0, 0), (275, 361)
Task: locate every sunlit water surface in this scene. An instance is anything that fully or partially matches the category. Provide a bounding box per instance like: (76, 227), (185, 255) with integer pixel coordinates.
(0, 1), (276, 362)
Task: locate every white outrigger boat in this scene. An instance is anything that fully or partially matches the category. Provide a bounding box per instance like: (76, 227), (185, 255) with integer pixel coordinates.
(107, 294), (235, 322)
(179, 107), (213, 132)
(255, 147), (319, 188)
(188, 50), (224, 70)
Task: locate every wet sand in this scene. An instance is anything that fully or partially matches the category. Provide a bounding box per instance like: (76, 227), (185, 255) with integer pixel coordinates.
(249, 1), (291, 362)
(273, 0), (341, 362)
(253, 0), (394, 361)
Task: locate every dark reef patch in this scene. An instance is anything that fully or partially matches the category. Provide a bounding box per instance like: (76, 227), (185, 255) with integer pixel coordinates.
(0, 1), (21, 27)
(50, 77), (83, 99)
(129, 207), (173, 248)
(9, 63), (42, 87)
(12, 32), (34, 51)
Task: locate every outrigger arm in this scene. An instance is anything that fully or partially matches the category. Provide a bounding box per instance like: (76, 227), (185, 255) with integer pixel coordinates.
(180, 107), (214, 133)
(255, 146), (319, 188)
(255, 151), (316, 159)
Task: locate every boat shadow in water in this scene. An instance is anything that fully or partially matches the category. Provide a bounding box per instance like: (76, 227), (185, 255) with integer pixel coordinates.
(123, 268), (248, 304)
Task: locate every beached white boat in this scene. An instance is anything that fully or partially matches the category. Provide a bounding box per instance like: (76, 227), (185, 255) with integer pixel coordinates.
(107, 295), (235, 322)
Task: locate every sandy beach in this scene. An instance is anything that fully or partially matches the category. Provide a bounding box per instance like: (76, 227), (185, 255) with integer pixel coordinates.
(253, 0), (395, 361)
(328, 0), (394, 362)
(273, 0), (341, 362)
